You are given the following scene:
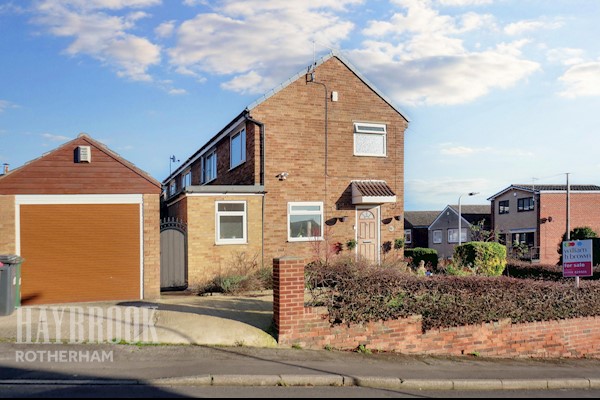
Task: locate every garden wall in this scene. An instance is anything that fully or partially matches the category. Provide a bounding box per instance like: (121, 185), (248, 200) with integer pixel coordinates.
(273, 257), (600, 358)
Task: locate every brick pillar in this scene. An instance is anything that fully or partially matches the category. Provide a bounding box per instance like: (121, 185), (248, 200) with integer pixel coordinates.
(273, 257), (306, 341)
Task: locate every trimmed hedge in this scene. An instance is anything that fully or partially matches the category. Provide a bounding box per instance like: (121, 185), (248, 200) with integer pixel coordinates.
(454, 242), (507, 276)
(306, 260), (600, 332)
(505, 260), (600, 281)
(404, 247), (438, 269)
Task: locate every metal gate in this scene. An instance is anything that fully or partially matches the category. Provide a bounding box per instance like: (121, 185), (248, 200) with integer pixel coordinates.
(160, 217), (188, 291)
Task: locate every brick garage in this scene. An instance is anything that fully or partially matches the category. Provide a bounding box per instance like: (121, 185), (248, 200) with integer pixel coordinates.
(274, 257), (600, 358)
(0, 134), (161, 305)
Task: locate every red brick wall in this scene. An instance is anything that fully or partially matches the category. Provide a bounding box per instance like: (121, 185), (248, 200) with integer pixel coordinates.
(539, 193), (600, 264)
(273, 257), (600, 358)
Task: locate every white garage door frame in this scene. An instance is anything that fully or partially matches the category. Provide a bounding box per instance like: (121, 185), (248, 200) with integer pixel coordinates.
(15, 194), (145, 299)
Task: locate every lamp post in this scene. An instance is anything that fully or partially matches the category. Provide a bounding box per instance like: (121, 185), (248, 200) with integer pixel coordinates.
(458, 192), (479, 246)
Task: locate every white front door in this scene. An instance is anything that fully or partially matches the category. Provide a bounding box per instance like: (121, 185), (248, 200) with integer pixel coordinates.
(357, 206), (379, 263)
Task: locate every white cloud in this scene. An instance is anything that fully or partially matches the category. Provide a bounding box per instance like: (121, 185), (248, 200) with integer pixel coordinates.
(440, 144), (491, 155)
(33, 0), (161, 81)
(0, 100), (18, 113)
(168, 1), (359, 93)
(168, 88), (187, 95)
(155, 20), (176, 38)
(436, 0), (492, 5)
(406, 177), (490, 206)
(504, 18), (563, 36)
(42, 133), (71, 142)
(558, 61), (600, 98)
(547, 48), (585, 66)
(183, 0), (208, 6)
(352, 1), (539, 105)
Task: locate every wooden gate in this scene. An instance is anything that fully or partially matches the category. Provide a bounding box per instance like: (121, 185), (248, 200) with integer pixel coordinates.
(160, 217), (188, 291)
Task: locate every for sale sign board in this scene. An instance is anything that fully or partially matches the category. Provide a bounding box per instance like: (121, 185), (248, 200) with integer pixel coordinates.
(562, 239), (593, 278)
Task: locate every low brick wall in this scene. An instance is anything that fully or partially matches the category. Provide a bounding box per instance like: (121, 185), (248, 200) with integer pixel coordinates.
(273, 257), (600, 358)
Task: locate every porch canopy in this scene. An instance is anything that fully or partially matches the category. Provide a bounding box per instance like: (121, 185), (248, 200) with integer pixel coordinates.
(351, 180), (396, 204)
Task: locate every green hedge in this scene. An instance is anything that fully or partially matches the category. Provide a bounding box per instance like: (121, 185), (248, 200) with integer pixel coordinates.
(404, 247), (438, 269)
(454, 242), (507, 276)
(305, 260), (600, 332)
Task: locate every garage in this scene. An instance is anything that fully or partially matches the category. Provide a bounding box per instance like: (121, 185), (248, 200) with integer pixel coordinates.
(0, 134), (161, 305)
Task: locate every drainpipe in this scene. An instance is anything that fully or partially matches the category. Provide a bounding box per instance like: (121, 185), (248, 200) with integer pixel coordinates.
(245, 113), (266, 268)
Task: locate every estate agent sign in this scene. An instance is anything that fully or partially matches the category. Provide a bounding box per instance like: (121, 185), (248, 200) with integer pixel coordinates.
(562, 239), (593, 278)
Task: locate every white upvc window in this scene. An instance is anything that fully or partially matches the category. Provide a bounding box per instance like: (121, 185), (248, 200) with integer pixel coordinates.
(215, 201), (247, 245)
(404, 229), (412, 244)
(230, 128), (246, 169)
(182, 170), (192, 188)
(433, 229), (442, 244)
(448, 228), (468, 244)
(354, 122), (387, 157)
(169, 180), (177, 196)
(287, 202), (323, 242)
(201, 150), (217, 184)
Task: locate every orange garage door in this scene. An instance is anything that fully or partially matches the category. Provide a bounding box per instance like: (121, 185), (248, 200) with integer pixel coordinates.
(20, 203), (140, 305)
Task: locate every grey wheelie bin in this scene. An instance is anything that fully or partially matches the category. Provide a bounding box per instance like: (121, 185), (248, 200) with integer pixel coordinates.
(0, 255), (24, 314)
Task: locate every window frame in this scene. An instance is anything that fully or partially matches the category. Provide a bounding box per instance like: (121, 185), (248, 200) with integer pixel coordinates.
(168, 180), (177, 197)
(182, 170), (192, 189)
(499, 200), (509, 215)
(201, 150), (217, 184)
(230, 128), (246, 170)
(353, 122), (387, 157)
(287, 201), (324, 242)
(517, 197), (535, 212)
(215, 201), (247, 245)
(432, 229), (443, 244)
(448, 228), (468, 244)
(404, 229), (412, 244)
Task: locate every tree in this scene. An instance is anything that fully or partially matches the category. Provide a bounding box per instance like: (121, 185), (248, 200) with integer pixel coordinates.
(469, 219), (497, 242)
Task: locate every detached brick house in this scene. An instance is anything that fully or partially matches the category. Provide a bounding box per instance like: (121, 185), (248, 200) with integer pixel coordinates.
(488, 184), (600, 264)
(163, 52), (408, 286)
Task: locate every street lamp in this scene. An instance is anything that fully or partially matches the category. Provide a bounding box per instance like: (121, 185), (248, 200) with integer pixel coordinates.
(458, 192), (479, 246)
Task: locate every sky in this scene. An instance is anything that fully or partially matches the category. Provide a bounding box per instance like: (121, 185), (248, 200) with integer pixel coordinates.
(1, 0), (600, 211)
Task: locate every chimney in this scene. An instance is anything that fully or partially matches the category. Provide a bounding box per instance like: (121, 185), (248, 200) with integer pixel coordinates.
(2, 164), (8, 175)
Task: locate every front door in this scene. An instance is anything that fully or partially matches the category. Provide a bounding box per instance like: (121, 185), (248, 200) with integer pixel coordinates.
(357, 206), (379, 263)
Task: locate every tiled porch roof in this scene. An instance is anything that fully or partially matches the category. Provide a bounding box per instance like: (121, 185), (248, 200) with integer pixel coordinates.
(351, 180), (396, 204)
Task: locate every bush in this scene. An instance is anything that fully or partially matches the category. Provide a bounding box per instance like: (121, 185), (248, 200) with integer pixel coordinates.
(505, 260), (600, 281)
(454, 242), (507, 276)
(404, 248), (438, 269)
(197, 251), (271, 295)
(305, 259), (600, 332)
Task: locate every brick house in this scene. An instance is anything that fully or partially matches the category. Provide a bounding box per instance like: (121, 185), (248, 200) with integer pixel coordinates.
(0, 134), (161, 305)
(488, 184), (600, 264)
(163, 52), (408, 287)
(403, 211), (440, 249)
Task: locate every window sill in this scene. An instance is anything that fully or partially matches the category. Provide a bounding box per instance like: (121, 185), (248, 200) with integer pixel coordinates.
(229, 160), (246, 172)
(288, 237), (324, 243)
(353, 154), (387, 158)
(216, 240), (248, 246)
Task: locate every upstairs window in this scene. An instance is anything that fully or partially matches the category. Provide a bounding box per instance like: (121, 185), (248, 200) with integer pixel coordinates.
(354, 122), (386, 157)
(499, 200), (509, 214)
(168, 180), (177, 196)
(182, 170), (192, 188)
(201, 150), (217, 184)
(230, 128), (246, 169)
(518, 197), (534, 212)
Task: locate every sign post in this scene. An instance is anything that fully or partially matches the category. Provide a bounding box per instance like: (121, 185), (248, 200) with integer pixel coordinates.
(562, 239), (593, 288)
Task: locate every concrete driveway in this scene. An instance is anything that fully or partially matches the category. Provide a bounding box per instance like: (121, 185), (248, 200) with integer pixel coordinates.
(0, 291), (277, 348)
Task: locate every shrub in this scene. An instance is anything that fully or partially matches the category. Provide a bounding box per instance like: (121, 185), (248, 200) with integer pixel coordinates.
(454, 242), (507, 276)
(197, 251), (271, 295)
(404, 248), (438, 269)
(505, 259), (600, 281)
(305, 259), (600, 332)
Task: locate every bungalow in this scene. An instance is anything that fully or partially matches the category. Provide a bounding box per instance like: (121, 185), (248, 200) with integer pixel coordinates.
(162, 52), (409, 287)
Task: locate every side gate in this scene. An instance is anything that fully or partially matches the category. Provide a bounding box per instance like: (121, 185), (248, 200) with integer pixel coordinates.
(160, 217), (188, 291)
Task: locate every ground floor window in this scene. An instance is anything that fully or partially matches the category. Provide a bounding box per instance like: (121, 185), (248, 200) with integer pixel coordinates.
(216, 201), (246, 244)
(447, 228), (467, 243)
(288, 202), (323, 242)
(433, 229), (442, 244)
(404, 229), (412, 244)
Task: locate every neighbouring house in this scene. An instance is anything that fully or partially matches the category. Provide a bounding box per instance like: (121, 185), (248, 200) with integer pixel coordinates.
(428, 205), (491, 259)
(0, 134), (162, 305)
(403, 211), (440, 249)
(488, 184), (600, 264)
(162, 52), (408, 288)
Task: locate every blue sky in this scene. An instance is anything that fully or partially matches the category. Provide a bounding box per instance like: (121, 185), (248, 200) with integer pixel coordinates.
(1, 0), (600, 211)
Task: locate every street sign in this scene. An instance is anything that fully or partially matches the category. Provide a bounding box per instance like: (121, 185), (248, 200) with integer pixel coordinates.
(562, 239), (593, 278)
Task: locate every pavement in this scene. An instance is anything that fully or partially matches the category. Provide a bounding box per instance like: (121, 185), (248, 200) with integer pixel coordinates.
(1, 291), (600, 391)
